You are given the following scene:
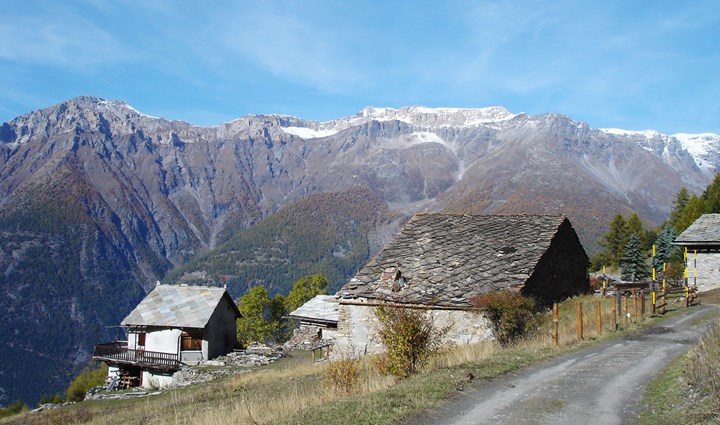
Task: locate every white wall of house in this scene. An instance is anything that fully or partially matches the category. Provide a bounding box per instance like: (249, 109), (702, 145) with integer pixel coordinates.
(330, 301), (493, 361)
(691, 252), (720, 291)
(142, 370), (174, 389)
(145, 328), (182, 354)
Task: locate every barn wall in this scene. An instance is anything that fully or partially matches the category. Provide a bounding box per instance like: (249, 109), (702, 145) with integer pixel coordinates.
(204, 297), (239, 359)
(330, 301), (492, 361)
(522, 219), (589, 306)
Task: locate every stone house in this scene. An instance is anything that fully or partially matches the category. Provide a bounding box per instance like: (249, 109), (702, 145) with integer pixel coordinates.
(330, 213), (589, 358)
(286, 295), (339, 349)
(93, 284), (240, 388)
(673, 213), (720, 292)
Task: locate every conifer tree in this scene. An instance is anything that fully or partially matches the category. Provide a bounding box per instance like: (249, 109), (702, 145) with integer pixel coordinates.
(621, 233), (650, 281)
(626, 213), (645, 247)
(669, 187), (689, 228)
(703, 173), (720, 213)
(598, 214), (629, 267)
(653, 224), (679, 272)
(675, 195), (707, 233)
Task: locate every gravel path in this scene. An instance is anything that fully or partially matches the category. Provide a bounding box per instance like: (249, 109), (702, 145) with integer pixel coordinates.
(416, 305), (718, 425)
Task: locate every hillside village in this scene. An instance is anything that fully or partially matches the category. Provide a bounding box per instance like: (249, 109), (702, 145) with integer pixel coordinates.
(6, 199), (720, 423)
(90, 205), (720, 391)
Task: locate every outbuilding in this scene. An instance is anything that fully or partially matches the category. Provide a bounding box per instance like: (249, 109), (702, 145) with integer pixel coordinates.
(330, 213), (589, 358)
(673, 213), (720, 292)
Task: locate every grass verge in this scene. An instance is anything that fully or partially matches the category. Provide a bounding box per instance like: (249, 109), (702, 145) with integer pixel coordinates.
(2, 292), (702, 425)
(639, 316), (720, 424)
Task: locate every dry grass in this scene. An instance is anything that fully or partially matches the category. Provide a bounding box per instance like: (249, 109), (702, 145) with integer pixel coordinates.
(685, 319), (720, 421)
(6, 293), (695, 425)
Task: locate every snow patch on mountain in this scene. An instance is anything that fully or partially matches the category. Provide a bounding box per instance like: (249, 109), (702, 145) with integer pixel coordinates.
(673, 133), (720, 165)
(601, 127), (720, 175)
(599, 128), (662, 139)
(280, 106), (518, 138)
(353, 106), (518, 128)
(281, 126), (339, 139)
(379, 131), (448, 150)
(97, 99), (159, 120)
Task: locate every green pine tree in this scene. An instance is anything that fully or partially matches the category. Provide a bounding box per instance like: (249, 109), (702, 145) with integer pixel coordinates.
(668, 187), (690, 228)
(598, 213), (629, 268)
(703, 173), (720, 213)
(653, 224), (679, 272)
(675, 195), (707, 234)
(621, 233), (650, 281)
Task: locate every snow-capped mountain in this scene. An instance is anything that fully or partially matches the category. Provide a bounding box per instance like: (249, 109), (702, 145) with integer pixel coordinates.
(600, 128), (720, 177)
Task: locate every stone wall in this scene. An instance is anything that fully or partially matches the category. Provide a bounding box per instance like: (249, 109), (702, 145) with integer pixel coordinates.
(693, 252), (720, 291)
(330, 301), (492, 360)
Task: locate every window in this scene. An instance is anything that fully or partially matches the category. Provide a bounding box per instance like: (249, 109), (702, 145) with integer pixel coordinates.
(137, 332), (146, 347)
(180, 332), (202, 351)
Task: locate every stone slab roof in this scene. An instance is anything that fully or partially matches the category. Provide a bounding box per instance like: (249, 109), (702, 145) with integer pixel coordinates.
(122, 284), (240, 328)
(288, 295), (339, 324)
(674, 214), (720, 245)
(339, 213), (570, 307)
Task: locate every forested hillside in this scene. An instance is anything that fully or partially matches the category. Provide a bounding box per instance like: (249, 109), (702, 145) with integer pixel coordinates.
(164, 187), (406, 296)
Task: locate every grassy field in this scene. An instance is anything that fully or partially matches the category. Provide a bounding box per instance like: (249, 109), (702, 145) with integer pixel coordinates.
(2, 291), (705, 425)
(639, 288), (720, 425)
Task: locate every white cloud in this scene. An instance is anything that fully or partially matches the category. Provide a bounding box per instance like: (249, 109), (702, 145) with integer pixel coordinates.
(0, 5), (133, 69)
(217, 5), (368, 94)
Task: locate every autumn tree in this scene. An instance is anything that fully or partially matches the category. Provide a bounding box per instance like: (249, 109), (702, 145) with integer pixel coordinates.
(236, 286), (276, 346)
(285, 274), (328, 313)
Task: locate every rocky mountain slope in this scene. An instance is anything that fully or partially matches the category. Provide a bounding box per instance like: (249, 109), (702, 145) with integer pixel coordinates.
(0, 97), (717, 404)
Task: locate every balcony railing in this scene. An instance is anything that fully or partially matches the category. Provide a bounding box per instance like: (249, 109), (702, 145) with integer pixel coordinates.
(93, 342), (182, 371)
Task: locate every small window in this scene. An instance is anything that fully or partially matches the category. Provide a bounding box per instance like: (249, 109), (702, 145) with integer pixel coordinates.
(137, 332), (146, 347)
(180, 332), (202, 351)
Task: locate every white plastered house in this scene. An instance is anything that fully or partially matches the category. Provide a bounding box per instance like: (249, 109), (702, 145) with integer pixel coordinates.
(93, 284), (240, 388)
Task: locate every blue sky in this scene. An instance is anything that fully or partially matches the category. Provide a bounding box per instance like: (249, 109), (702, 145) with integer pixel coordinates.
(1, 0), (718, 134)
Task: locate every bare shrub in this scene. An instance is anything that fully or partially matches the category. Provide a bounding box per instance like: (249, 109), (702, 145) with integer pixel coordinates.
(374, 304), (445, 377)
(326, 356), (360, 395)
(472, 291), (537, 347)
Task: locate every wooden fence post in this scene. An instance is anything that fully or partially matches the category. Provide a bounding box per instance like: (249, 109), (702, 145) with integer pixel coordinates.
(577, 301), (583, 340)
(596, 300), (602, 337)
(661, 287), (667, 314)
(611, 295), (617, 330)
(632, 289), (638, 323)
(552, 303), (559, 346)
(623, 295), (629, 327)
(651, 291), (656, 316)
(640, 290), (645, 320)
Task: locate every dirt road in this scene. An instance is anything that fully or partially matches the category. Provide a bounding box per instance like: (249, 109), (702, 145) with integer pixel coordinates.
(416, 305), (718, 425)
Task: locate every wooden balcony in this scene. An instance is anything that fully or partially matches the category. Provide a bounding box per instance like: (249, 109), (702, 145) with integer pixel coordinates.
(93, 342), (182, 371)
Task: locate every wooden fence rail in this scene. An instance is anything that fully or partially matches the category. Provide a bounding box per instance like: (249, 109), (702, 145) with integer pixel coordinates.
(551, 285), (699, 345)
